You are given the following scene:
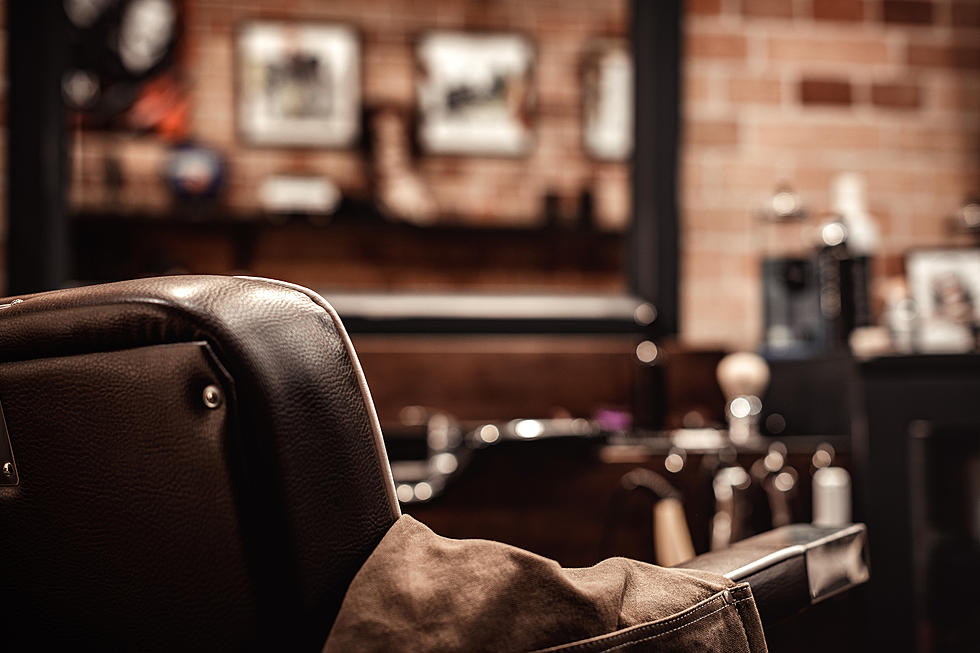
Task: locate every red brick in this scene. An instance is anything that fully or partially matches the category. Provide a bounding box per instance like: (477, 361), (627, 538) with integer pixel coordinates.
(686, 119), (740, 146)
(686, 208), (753, 233)
(686, 30), (749, 59)
(879, 124), (976, 152)
(812, 0), (866, 21)
(741, 0), (794, 18)
(870, 81), (922, 108)
(908, 43), (980, 69)
(800, 78), (854, 105)
(882, 0), (935, 25)
(728, 75), (783, 104)
(721, 162), (786, 192)
(768, 36), (890, 64)
(951, 1), (980, 28)
(684, 72), (714, 103)
(932, 76), (980, 112)
(754, 122), (880, 149)
(688, 0), (724, 16)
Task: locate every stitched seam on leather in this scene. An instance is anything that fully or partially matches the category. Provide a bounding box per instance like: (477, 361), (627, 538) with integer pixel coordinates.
(733, 598), (759, 653)
(570, 603), (738, 653)
(606, 603), (739, 652)
(534, 587), (752, 652)
(730, 594), (753, 653)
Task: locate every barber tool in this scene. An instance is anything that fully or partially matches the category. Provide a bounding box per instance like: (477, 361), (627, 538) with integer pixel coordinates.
(716, 352), (769, 445)
(751, 441), (797, 528)
(710, 463), (754, 550)
(619, 468), (696, 567)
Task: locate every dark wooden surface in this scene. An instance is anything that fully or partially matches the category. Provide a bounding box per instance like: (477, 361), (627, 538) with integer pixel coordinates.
(855, 354), (980, 653)
(70, 210), (626, 293)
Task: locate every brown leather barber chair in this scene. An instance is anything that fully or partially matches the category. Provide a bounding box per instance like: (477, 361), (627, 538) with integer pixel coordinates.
(0, 276), (868, 651)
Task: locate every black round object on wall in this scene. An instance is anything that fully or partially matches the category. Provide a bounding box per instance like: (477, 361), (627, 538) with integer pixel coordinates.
(63, 0), (180, 124)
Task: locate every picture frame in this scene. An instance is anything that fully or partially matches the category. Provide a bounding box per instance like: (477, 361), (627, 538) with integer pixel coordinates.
(237, 21), (360, 147)
(906, 247), (980, 351)
(415, 31), (535, 156)
(582, 39), (633, 161)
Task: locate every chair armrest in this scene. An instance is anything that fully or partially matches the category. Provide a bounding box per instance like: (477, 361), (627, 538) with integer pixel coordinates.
(676, 523), (869, 624)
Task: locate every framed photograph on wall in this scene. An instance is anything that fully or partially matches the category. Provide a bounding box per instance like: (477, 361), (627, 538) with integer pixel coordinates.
(582, 40), (633, 161)
(415, 31), (534, 156)
(237, 21), (360, 147)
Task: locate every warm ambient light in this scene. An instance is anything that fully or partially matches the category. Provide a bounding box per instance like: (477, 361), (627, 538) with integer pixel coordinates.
(729, 396), (752, 419)
(432, 452), (458, 475)
(514, 419), (544, 439)
(414, 482), (433, 501)
(635, 340), (659, 364)
(396, 484), (414, 503)
(478, 424), (500, 444)
(664, 452), (684, 474)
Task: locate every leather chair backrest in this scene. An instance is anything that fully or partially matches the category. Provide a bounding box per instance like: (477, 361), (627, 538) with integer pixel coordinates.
(0, 276), (400, 651)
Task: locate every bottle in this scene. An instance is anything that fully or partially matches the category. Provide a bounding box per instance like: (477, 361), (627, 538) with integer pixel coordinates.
(812, 466), (852, 526)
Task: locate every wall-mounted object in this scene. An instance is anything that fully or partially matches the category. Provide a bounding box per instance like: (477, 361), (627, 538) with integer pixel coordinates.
(950, 197), (980, 235)
(164, 141), (225, 202)
(64, 0), (181, 128)
(237, 21), (360, 147)
(259, 175), (341, 216)
(415, 31), (535, 156)
(582, 40), (633, 161)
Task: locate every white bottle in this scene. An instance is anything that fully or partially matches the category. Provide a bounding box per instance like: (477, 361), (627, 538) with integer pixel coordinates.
(812, 466), (852, 526)
(831, 172), (879, 256)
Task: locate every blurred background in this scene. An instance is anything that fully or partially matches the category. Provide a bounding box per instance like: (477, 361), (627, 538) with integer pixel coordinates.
(4, 1), (980, 651)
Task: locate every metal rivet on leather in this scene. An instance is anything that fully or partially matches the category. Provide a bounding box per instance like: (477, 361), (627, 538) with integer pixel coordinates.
(202, 385), (223, 409)
(0, 401), (18, 486)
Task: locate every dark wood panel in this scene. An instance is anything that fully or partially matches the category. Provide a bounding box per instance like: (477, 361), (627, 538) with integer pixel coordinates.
(353, 335), (637, 423)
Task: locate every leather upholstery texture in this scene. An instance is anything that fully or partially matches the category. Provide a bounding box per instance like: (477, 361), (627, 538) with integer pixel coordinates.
(0, 276), (400, 651)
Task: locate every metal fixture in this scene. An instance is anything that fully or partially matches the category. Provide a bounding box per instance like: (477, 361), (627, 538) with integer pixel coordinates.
(202, 384), (223, 409)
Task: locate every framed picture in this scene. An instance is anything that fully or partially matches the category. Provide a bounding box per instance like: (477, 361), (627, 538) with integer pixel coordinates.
(907, 248), (980, 350)
(237, 21), (360, 147)
(415, 31), (534, 156)
(582, 40), (633, 161)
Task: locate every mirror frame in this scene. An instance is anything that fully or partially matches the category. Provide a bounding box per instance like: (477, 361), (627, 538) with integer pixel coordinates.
(6, 0), (682, 338)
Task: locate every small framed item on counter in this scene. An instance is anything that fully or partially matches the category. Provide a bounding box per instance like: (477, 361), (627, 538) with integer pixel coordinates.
(237, 21), (360, 147)
(415, 31), (535, 156)
(906, 247), (980, 352)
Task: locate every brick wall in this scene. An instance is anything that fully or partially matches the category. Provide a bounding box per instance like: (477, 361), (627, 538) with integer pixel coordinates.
(11, 1), (980, 348)
(71, 0), (632, 232)
(681, 0), (980, 347)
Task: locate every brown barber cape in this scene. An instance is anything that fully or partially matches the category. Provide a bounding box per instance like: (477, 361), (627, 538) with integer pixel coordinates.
(324, 516), (768, 652)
